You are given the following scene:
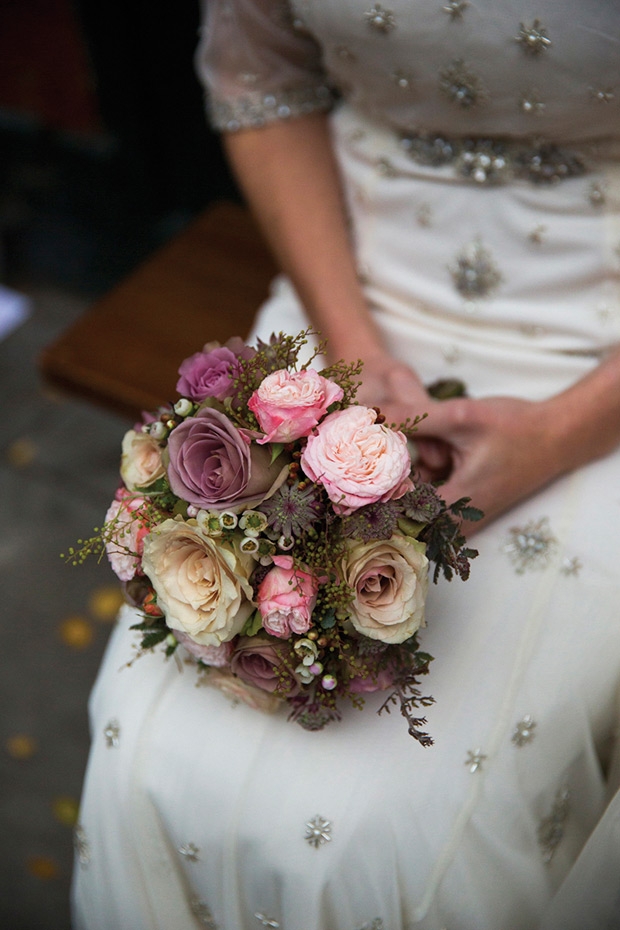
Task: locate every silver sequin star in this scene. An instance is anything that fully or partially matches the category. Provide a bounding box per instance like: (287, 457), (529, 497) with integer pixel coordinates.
(502, 517), (558, 574)
(443, 0), (468, 19)
(103, 719), (120, 748)
(178, 842), (200, 861)
(439, 59), (487, 108)
(305, 814), (332, 848)
(537, 786), (570, 863)
(364, 4), (395, 33)
(255, 915), (280, 928)
(450, 239), (502, 299)
(560, 556), (582, 576)
(515, 20), (552, 55)
(512, 715), (537, 747)
(73, 824), (91, 867)
(465, 748), (487, 773)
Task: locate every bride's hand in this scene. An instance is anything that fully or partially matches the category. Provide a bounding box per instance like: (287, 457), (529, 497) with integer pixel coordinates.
(412, 395), (569, 533)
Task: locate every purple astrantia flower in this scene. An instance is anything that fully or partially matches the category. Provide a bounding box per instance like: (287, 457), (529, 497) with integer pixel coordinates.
(176, 337), (255, 403)
(166, 407), (286, 512)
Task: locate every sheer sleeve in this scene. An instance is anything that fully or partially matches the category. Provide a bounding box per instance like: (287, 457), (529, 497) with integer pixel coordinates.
(196, 0), (334, 132)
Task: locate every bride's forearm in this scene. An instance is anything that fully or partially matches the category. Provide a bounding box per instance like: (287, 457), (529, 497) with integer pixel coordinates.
(544, 345), (620, 471)
(223, 113), (382, 362)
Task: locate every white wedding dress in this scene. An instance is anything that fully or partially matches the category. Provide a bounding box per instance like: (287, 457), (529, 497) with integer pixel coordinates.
(72, 2), (620, 928)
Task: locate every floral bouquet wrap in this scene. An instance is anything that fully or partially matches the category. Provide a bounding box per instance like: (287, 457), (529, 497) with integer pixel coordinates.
(69, 331), (479, 743)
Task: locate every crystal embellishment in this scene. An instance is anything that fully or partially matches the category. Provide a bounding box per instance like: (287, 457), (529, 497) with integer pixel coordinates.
(519, 89), (546, 117)
(73, 824), (91, 867)
(400, 132), (585, 186)
(305, 814), (332, 847)
(364, 4), (395, 33)
(589, 87), (615, 103)
(465, 748), (487, 773)
(516, 20), (552, 55)
(503, 517), (558, 573)
(178, 842), (200, 861)
(210, 85), (333, 132)
(255, 915), (280, 928)
(439, 59), (486, 108)
(103, 719), (120, 748)
(538, 786), (571, 863)
(443, 0), (468, 20)
(560, 556), (582, 576)
(450, 240), (502, 299)
(512, 715), (537, 746)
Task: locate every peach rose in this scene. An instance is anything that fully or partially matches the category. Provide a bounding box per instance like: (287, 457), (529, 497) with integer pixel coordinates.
(300, 406), (413, 515)
(104, 494), (150, 582)
(141, 518), (254, 646)
(248, 368), (343, 444)
(120, 430), (165, 491)
(341, 535), (429, 644)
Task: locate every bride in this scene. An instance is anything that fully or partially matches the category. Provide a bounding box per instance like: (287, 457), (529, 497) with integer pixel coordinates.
(73, 2), (620, 928)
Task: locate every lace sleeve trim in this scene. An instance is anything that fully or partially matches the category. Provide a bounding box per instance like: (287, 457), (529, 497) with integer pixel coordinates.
(208, 83), (335, 132)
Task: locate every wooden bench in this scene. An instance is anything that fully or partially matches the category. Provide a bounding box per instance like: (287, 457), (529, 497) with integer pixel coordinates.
(39, 202), (278, 419)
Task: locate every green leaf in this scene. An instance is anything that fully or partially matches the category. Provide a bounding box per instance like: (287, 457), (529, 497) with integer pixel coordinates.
(396, 516), (425, 538)
(319, 610), (336, 629)
(269, 443), (285, 465)
(459, 506), (484, 522)
(141, 629), (169, 650)
(173, 499), (189, 518)
(241, 609), (264, 637)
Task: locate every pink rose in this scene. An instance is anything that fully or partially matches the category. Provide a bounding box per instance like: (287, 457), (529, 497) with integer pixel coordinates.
(176, 338), (255, 403)
(230, 636), (301, 696)
(174, 629), (233, 667)
(248, 369), (343, 444)
(104, 494), (150, 582)
(300, 406), (413, 515)
(257, 555), (319, 638)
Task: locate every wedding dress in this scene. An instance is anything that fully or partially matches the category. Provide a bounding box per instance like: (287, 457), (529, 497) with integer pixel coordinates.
(72, 2), (620, 928)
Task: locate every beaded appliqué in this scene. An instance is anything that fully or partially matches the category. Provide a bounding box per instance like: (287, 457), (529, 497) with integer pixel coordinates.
(209, 85), (333, 132)
(450, 240), (502, 299)
(439, 59), (486, 108)
(391, 69), (414, 90)
(103, 719), (120, 747)
(589, 87), (615, 104)
(512, 715), (537, 746)
(400, 133), (586, 186)
(178, 842), (200, 861)
(502, 517), (558, 573)
(515, 20), (552, 55)
(443, 1), (468, 21)
(73, 824), (91, 867)
(560, 556), (582, 576)
(465, 748), (487, 773)
(364, 4), (395, 33)
(537, 786), (571, 863)
(305, 814), (332, 847)
(190, 896), (219, 929)
(357, 921), (385, 930)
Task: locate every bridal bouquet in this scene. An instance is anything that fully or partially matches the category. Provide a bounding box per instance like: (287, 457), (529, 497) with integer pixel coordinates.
(68, 331), (479, 743)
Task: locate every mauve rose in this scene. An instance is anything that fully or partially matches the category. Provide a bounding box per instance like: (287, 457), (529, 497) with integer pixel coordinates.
(348, 667), (395, 694)
(248, 368), (343, 444)
(174, 629), (233, 667)
(167, 407), (287, 512)
(300, 405), (413, 515)
(257, 555), (319, 639)
(206, 668), (283, 713)
(176, 338), (255, 403)
(230, 636), (300, 696)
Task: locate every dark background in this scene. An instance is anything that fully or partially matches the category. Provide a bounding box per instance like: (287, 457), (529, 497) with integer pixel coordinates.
(0, 0), (238, 297)
(0, 2), (239, 927)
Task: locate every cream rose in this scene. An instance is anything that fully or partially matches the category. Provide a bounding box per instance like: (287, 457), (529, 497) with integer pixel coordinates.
(141, 518), (254, 646)
(341, 535), (429, 644)
(120, 430), (165, 491)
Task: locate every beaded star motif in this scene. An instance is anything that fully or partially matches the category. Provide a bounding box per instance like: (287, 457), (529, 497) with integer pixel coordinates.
(439, 59), (487, 109)
(305, 814), (332, 847)
(502, 517), (558, 573)
(450, 240), (502, 299)
(515, 20), (552, 55)
(512, 715), (537, 747)
(364, 4), (395, 33)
